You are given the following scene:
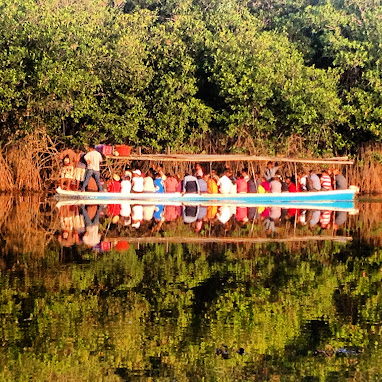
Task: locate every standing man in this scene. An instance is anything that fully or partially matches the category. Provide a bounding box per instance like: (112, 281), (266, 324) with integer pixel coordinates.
(264, 161), (283, 182)
(80, 145), (103, 192)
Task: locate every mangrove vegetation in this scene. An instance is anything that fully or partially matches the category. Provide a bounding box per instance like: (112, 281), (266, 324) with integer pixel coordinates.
(1, 0), (382, 155)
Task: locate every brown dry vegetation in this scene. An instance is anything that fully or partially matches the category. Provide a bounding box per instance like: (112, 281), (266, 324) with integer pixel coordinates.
(348, 143), (382, 194)
(0, 129), (60, 192)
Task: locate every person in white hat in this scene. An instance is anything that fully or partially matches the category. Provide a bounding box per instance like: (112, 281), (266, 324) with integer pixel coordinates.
(131, 169), (144, 193)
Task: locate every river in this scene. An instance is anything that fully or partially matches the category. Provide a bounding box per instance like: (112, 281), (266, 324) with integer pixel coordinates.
(0, 195), (381, 381)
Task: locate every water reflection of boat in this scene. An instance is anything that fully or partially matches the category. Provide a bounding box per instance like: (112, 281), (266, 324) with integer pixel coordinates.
(56, 199), (358, 213)
(57, 201), (356, 250)
(106, 235), (352, 245)
(56, 186), (358, 204)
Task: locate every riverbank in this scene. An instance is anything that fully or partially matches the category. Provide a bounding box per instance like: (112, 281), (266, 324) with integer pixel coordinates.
(1, 131), (382, 193)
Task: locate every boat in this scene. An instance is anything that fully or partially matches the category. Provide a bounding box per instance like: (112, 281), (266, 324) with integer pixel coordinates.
(56, 186), (358, 207)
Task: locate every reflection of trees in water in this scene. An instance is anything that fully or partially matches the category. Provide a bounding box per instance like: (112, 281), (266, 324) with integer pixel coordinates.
(0, 195), (59, 264)
(0, 223), (381, 380)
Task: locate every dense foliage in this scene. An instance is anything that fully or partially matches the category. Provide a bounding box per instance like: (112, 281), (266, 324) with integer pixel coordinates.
(1, 0), (382, 153)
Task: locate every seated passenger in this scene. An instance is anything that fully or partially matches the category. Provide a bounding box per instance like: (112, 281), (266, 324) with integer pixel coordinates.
(183, 172), (200, 194)
(285, 176), (299, 193)
(143, 170), (156, 192)
(333, 168), (347, 190)
(308, 170), (321, 191)
(236, 172), (248, 193)
(217, 170), (232, 194)
(320, 170), (333, 191)
(108, 174), (121, 192)
(154, 172), (165, 193)
(207, 173), (218, 194)
(241, 167), (250, 182)
(121, 174), (132, 194)
(260, 176), (270, 192)
(270, 175), (282, 193)
(197, 175), (208, 193)
(131, 170), (144, 193)
(164, 173), (178, 193)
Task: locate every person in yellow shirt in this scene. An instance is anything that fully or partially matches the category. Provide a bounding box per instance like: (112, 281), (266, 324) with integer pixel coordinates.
(206, 173), (218, 194)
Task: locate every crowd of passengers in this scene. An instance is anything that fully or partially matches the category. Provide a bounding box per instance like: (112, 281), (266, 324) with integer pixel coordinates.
(59, 146), (348, 193)
(103, 161), (347, 194)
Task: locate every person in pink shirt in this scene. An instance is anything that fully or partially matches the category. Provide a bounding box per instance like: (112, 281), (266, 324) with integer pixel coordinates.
(195, 163), (204, 178)
(164, 173), (179, 193)
(260, 176), (270, 192)
(236, 172), (248, 193)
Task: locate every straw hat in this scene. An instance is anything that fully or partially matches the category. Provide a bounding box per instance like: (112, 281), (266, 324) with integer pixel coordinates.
(113, 174), (120, 181)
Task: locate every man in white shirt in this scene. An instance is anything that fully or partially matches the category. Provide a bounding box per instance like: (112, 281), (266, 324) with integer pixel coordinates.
(80, 146), (103, 191)
(217, 171), (232, 194)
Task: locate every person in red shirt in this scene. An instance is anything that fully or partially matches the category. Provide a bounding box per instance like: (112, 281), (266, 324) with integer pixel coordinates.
(164, 173), (179, 193)
(108, 174), (121, 192)
(236, 172), (248, 193)
(285, 176), (300, 192)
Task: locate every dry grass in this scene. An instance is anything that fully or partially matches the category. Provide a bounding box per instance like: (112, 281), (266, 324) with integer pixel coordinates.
(0, 129), (60, 192)
(0, 150), (14, 192)
(348, 143), (382, 193)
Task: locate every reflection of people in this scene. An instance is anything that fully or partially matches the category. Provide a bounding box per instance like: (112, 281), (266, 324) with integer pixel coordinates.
(81, 205), (102, 248)
(183, 205), (199, 224)
(309, 210), (321, 228)
(131, 204), (143, 228)
(319, 210), (332, 229)
(333, 211), (347, 231)
(216, 206), (233, 224)
(58, 205), (79, 246)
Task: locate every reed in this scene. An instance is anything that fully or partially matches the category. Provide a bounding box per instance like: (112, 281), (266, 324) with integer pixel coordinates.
(1, 129), (60, 192)
(0, 150), (14, 192)
(348, 143), (382, 193)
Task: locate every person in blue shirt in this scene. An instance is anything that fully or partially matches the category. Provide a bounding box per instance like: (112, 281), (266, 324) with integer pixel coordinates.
(154, 172), (165, 193)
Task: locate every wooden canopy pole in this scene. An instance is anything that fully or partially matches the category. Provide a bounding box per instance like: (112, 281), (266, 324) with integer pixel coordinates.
(106, 153), (353, 165)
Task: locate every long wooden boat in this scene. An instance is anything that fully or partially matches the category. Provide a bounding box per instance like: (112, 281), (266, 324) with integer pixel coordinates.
(56, 186), (358, 206)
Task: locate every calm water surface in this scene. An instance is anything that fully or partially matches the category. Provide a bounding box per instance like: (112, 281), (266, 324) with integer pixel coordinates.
(0, 196), (382, 381)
